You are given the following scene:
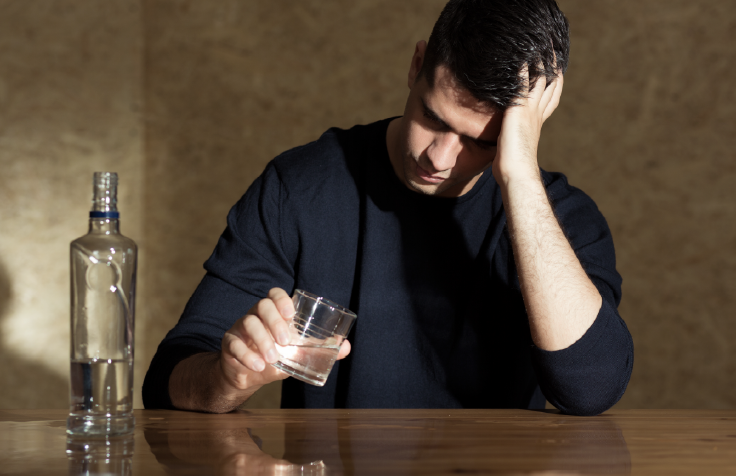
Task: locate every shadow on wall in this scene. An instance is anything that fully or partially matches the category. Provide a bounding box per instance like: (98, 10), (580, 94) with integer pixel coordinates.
(0, 258), (69, 409)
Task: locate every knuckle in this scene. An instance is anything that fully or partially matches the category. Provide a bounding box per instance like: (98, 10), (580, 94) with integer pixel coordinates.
(260, 299), (281, 322)
(243, 315), (262, 334)
(230, 338), (247, 356)
(223, 335), (237, 352)
(222, 336), (236, 356)
(255, 298), (271, 316)
(267, 287), (284, 299)
(240, 317), (255, 335)
(223, 343), (247, 368)
(244, 311), (258, 322)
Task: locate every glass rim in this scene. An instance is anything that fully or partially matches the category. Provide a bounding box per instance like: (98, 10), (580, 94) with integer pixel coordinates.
(293, 289), (357, 319)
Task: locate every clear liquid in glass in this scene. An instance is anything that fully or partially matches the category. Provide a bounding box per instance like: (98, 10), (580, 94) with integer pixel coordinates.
(270, 291), (356, 387)
(69, 359), (133, 414)
(272, 343), (340, 386)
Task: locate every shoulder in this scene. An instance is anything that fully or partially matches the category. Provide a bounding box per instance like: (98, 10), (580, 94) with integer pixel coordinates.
(541, 169), (606, 225)
(267, 119), (391, 193)
(231, 119), (391, 230)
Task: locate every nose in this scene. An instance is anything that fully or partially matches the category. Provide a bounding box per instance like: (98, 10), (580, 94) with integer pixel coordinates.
(426, 132), (461, 173)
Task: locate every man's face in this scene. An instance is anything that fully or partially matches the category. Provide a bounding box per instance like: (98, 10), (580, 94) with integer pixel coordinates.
(392, 63), (503, 198)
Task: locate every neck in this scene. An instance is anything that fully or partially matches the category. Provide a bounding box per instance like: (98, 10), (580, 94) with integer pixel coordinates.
(88, 218), (120, 235)
(386, 117), (406, 185)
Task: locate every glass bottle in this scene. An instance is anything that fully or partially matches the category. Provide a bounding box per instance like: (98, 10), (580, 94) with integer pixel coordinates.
(68, 172), (137, 436)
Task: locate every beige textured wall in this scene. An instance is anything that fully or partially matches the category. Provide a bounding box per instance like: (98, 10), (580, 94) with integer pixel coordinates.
(1, 0), (734, 410)
(550, 1), (736, 408)
(0, 1), (144, 408)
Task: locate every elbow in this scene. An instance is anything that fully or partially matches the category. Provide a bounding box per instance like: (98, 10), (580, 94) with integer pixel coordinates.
(550, 392), (624, 417)
(534, 300), (634, 416)
(543, 351), (634, 417)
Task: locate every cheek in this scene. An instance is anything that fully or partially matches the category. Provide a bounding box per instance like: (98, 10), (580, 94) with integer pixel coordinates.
(405, 122), (435, 157)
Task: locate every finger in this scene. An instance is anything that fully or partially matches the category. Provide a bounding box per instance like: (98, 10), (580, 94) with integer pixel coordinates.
(336, 339), (352, 360)
(244, 312), (282, 364)
(539, 72), (557, 101)
(222, 329), (267, 372)
(256, 296), (292, 346)
(267, 287), (295, 320)
(542, 74), (564, 122)
(537, 76), (556, 114)
(524, 60), (549, 103)
(220, 333), (290, 389)
(528, 72), (547, 104)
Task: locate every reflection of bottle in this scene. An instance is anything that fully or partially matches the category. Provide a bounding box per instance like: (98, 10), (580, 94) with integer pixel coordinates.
(67, 433), (134, 476)
(68, 172), (137, 436)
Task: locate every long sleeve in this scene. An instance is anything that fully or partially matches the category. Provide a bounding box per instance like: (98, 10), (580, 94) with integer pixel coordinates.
(142, 122), (366, 410)
(529, 171), (634, 416)
(142, 163), (295, 409)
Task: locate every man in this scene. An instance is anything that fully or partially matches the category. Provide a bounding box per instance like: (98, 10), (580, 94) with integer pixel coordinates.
(143, 0), (633, 416)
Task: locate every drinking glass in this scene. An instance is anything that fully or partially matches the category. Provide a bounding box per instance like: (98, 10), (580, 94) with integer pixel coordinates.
(271, 290), (357, 386)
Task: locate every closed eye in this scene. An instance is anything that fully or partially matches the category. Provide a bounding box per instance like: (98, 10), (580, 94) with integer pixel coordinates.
(422, 107), (447, 130)
(421, 98), (497, 149)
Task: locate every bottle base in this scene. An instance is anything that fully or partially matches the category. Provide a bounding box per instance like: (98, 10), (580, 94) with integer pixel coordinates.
(67, 413), (135, 437)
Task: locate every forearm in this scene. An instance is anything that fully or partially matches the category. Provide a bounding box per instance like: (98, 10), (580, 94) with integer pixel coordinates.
(169, 351), (262, 413)
(501, 173), (602, 351)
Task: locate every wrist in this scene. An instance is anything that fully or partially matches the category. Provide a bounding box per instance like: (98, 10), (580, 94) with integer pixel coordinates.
(493, 149), (541, 187)
(170, 351), (254, 413)
(496, 164), (543, 191)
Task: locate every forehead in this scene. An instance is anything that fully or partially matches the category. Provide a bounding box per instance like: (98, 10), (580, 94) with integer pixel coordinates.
(420, 65), (502, 138)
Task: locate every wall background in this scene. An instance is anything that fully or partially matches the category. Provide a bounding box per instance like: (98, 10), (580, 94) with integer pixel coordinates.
(0, 0), (734, 410)
(0, 1), (144, 408)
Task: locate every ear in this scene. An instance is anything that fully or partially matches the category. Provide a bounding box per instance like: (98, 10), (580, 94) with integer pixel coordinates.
(408, 40), (427, 89)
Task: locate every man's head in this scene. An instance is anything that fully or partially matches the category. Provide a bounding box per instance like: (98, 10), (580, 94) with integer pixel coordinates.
(387, 0), (570, 197)
(419, 0), (570, 110)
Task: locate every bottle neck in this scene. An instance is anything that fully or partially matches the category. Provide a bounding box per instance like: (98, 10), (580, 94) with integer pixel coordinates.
(90, 172), (119, 217)
(88, 217), (121, 235)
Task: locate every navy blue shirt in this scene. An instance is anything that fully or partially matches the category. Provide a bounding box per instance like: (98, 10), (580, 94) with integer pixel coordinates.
(143, 118), (633, 415)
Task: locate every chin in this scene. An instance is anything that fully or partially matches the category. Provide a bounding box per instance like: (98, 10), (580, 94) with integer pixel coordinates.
(408, 182), (436, 196)
(406, 178), (446, 196)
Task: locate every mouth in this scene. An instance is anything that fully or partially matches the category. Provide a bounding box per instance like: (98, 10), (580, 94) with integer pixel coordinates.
(414, 163), (446, 184)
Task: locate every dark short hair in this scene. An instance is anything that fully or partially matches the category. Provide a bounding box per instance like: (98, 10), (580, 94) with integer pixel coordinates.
(419, 0), (570, 110)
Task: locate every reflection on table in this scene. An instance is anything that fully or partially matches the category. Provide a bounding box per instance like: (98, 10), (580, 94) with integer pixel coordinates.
(143, 409), (631, 475)
(1, 409), (735, 475)
(67, 433), (134, 476)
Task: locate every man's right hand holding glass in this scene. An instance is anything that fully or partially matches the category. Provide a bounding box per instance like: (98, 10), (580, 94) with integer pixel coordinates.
(168, 287), (352, 413)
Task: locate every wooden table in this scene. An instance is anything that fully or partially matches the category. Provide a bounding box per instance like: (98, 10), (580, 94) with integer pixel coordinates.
(1, 409), (735, 475)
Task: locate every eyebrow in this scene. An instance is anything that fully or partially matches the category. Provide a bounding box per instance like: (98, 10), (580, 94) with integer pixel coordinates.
(421, 98), (497, 148)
